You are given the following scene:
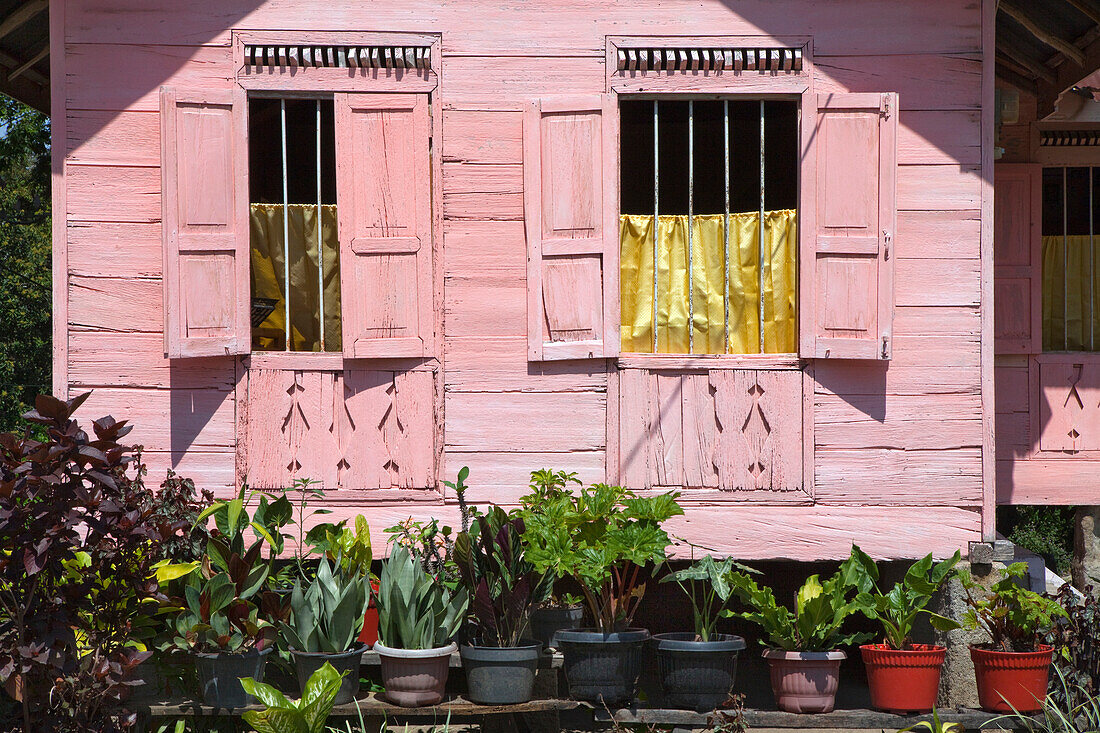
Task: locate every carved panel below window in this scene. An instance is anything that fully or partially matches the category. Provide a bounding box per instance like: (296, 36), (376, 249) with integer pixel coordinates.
(1039, 360), (1100, 453)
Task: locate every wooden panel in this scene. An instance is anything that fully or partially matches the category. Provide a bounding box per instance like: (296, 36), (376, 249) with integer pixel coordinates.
(442, 450), (605, 502)
(814, 363), (980, 396)
(993, 164), (1042, 354)
(78, 387), (235, 452)
(897, 165), (982, 210)
(142, 450), (237, 495)
(898, 110), (981, 165)
(1038, 359), (1100, 453)
(681, 372), (719, 488)
(895, 259), (980, 307)
(895, 210), (981, 260)
(994, 364), (1030, 414)
(894, 305), (980, 336)
(66, 165), (160, 223)
(67, 110), (160, 166)
(443, 220), (525, 277)
(890, 334), (980, 367)
(69, 276), (161, 333)
(69, 332), (234, 389)
(444, 275), (526, 337)
(815, 54), (981, 110)
(445, 390), (606, 451)
(68, 222), (163, 278)
(652, 372), (684, 486)
(997, 458), (1100, 505)
(996, 411), (1030, 458)
(441, 109), (523, 164)
(444, 337), (606, 392)
(442, 162), (524, 221)
(815, 448), (982, 504)
(815, 393), (982, 450)
(444, 56), (603, 98)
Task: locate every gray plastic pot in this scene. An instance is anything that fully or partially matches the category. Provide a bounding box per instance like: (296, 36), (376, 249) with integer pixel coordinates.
(290, 645), (367, 705)
(193, 646), (273, 709)
(374, 641), (456, 707)
(554, 627), (649, 705)
(459, 639), (542, 704)
(529, 606), (584, 649)
(652, 632), (747, 712)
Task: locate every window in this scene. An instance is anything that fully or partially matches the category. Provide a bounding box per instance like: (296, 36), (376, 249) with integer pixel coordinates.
(1042, 166), (1100, 351)
(618, 99), (799, 355)
(248, 97), (341, 352)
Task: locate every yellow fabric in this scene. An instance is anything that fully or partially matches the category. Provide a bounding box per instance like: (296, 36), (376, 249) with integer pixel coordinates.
(250, 203), (342, 352)
(620, 210), (797, 354)
(1042, 235), (1100, 351)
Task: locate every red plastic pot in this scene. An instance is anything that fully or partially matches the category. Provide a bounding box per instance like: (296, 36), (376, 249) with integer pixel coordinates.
(970, 644), (1053, 713)
(357, 578), (380, 647)
(861, 643), (946, 713)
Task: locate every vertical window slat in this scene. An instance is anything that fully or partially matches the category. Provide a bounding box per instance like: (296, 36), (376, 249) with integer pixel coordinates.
(758, 100), (766, 354)
(1064, 167), (1069, 351)
(723, 99), (731, 354)
(316, 100), (326, 352)
(688, 100), (695, 354)
(653, 100), (660, 354)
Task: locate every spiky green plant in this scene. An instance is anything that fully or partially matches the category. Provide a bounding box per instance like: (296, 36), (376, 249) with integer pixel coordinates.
(898, 707), (965, 732)
(989, 665), (1100, 732)
(281, 556), (370, 654)
(376, 545), (468, 649)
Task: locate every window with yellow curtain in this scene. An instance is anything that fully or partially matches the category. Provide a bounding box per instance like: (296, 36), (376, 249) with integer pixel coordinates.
(619, 99), (798, 355)
(248, 97), (343, 353)
(1042, 166), (1100, 352)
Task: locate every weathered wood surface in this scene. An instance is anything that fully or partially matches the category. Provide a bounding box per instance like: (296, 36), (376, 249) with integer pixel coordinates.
(140, 693), (577, 718)
(594, 705), (1017, 731)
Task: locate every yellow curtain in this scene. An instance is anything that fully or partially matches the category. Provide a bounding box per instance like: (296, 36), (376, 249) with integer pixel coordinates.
(250, 203), (342, 352)
(1042, 235), (1100, 351)
(620, 210), (797, 354)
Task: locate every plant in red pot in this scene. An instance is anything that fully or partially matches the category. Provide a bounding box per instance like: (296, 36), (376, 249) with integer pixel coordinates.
(846, 545), (962, 714)
(727, 558), (872, 714)
(960, 562), (1066, 713)
(315, 515), (378, 647)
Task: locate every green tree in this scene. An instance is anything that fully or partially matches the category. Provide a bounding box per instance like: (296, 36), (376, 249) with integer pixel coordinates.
(0, 96), (51, 431)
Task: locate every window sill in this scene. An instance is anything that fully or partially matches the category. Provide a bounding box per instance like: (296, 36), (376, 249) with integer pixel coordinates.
(617, 353), (802, 370)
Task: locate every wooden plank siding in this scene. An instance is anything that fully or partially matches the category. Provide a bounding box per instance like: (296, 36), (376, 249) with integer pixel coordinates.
(56, 0), (989, 559)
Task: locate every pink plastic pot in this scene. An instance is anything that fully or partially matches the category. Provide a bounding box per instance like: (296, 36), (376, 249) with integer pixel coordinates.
(763, 649), (846, 714)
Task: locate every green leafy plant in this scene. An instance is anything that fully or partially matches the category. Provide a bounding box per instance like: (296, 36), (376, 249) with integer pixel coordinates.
(520, 480), (683, 633)
(453, 505), (552, 647)
(376, 545), (469, 649)
(317, 515), (373, 579)
(989, 664), (1100, 732)
(898, 707), (965, 732)
(726, 556), (873, 651)
(959, 562), (1066, 652)
(281, 556), (369, 654)
(167, 572), (276, 654)
(241, 660), (341, 733)
(661, 555), (757, 642)
(846, 545), (961, 650)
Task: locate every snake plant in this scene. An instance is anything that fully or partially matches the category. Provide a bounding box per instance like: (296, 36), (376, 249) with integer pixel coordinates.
(376, 544), (468, 649)
(281, 556), (369, 653)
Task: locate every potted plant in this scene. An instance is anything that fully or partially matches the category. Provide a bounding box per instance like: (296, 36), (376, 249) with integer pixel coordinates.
(727, 558), (872, 714)
(281, 555), (370, 705)
(519, 470), (585, 649)
(846, 545), (962, 713)
(374, 544), (469, 706)
(522, 481), (683, 705)
(241, 661), (342, 733)
(959, 562), (1066, 713)
(454, 505), (552, 704)
(316, 515), (378, 647)
(653, 555), (750, 712)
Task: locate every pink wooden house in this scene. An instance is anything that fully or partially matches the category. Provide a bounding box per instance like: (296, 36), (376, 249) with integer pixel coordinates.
(11, 0), (1095, 562)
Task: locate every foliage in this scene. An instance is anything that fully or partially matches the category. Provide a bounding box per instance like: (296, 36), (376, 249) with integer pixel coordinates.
(0, 393), (191, 732)
(958, 562), (1066, 653)
(376, 545), (468, 650)
(989, 665), (1100, 733)
(197, 484), (291, 590)
(726, 555), (873, 651)
(661, 555), (757, 642)
(998, 506), (1076, 578)
(443, 465), (475, 534)
(316, 515), (373, 579)
(166, 572), (276, 654)
(240, 661), (341, 733)
(519, 480), (683, 633)
(898, 708), (965, 733)
(453, 505), (552, 647)
(0, 98), (50, 434)
(1042, 583), (1100, 709)
(384, 516), (456, 583)
(281, 556), (369, 654)
(846, 545), (961, 650)
(706, 694), (747, 733)
(149, 470), (216, 565)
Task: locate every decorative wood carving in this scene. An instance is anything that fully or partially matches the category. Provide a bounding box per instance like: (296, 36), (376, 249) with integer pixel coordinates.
(246, 368), (435, 491)
(1039, 360), (1100, 453)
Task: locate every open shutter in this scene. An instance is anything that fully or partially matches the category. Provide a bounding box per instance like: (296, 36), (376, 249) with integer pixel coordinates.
(994, 164), (1042, 354)
(334, 93), (433, 359)
(804, 92), (897, 360)
(524, 95), (619, 361)
(161, 87), (249, 358)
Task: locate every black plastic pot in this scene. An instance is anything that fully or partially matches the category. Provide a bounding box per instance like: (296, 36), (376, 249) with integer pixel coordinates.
(652, 632), (747, 712)
(290, 645), (367, 705)
(460, 639), (542, 704)
(529, 606), (584, 649)
(555, 627), (649, 705)
(193, 646), (273, 708)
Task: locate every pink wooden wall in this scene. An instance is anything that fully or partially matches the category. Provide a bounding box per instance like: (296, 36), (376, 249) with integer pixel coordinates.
(52, 0), (994, 560)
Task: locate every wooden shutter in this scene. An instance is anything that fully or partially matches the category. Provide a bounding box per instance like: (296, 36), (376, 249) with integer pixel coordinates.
(524, 95), (619, 361)
(804, 92), (898, 360)
(334, 93), (433, 359)
(994, 164), (1042, 354)
(161, 87), (249, 358)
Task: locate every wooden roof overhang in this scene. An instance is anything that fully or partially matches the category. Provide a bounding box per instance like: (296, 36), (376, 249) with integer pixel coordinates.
(0, 0), (47, 112)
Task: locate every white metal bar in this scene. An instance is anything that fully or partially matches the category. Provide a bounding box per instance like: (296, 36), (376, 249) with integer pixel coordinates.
(653, 100), (660, 354)
(1064, 167), (1069, 351)
(723, 99), (731, 354)
(316, 100), (326, 352)
(758, 100), (766, 354)
(281, 99), (291, 352)
(688, 99), (694, 354)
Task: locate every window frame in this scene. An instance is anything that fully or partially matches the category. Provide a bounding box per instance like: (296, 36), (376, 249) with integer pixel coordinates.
(231, 31), (443, 371)
(605, 35), (814, 370)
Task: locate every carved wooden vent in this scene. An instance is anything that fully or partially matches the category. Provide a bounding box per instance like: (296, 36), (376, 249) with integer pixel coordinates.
(615, 47), (803, 73)
(244, 44), (432, 71)
(1040, 130), (1100, 147)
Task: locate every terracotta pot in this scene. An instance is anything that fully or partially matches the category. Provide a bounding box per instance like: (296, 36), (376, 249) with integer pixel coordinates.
(763, 649), (846, 714)
(374, 640), (455, 707)
(970, 644), (1052, 713)
(861, 643), (946, 713)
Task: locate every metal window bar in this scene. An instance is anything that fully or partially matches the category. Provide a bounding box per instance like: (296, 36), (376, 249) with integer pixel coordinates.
(687, 100), (694, 354)
(1064, 167), (1069, 351)
(759, 100), (766, 354)
(723, 100), (731, 354)
(1092, 167), (1096, 351)
(316, 100), (326, 352)
(281, 99), (291, 351)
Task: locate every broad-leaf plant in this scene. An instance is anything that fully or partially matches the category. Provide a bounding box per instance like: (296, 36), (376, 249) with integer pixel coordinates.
(241, 660), (342, 733)
(959, 562), (1066, 653)
(661, 555), (758, 642)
